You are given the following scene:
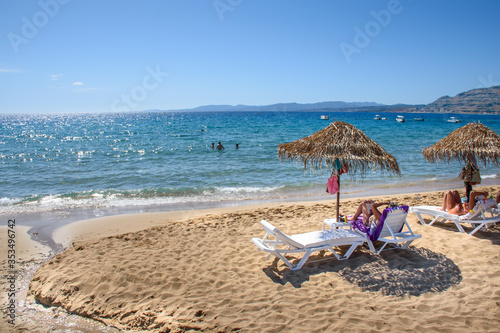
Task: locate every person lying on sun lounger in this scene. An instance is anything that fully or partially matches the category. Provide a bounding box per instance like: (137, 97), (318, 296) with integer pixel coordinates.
(442, 190), (489, 215)
(351, 200), (396, 226)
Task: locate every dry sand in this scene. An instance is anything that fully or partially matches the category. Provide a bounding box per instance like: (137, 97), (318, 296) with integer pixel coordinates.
(2, 186), (500, 332)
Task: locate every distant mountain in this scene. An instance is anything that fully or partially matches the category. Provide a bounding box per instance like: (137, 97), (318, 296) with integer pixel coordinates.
(170, 101), (384, 112)
(153, 86), (500, 114)
(413, 86), (500, 114)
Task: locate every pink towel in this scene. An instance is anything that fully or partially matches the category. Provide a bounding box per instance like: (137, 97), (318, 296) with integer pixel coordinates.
(327, 175), (339, 195)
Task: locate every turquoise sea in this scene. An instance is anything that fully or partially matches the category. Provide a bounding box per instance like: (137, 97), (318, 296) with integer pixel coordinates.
(1, 111), (500, 221)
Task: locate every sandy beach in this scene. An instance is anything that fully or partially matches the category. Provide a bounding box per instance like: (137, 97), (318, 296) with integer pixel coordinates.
(2, 185), (500, 332)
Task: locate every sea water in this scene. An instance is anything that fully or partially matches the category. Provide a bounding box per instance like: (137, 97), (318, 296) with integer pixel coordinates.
(2, 110), (499, 333)
(1, 111), (500, 219)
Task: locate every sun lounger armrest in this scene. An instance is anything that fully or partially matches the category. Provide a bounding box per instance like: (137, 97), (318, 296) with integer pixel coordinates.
(252, 237), (271, 252)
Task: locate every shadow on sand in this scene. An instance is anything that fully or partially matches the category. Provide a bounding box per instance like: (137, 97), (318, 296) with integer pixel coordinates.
(417, 218), (500, 245)
(262, 245), (462, 296)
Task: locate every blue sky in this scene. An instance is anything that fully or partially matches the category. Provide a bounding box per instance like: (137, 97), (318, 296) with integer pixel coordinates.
(1, 0), (499, 113)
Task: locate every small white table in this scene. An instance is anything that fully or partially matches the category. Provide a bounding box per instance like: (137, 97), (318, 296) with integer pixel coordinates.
(323, 218), (352, 230)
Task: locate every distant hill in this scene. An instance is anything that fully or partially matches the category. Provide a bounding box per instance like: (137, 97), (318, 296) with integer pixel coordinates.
(168, 101), (384, 112)
(411, 86), (500, 114)
(151, 86), (500, 115)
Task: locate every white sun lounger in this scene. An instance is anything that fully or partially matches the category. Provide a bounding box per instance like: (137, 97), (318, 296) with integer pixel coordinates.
(352, 206), (422, 255)
(252, 220), (365, 271)
(410, 199), (500, 235)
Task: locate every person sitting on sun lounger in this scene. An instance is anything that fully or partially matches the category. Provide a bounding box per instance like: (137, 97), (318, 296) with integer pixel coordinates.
(351, 200), (395, 226)
(442, 190), (489, 215)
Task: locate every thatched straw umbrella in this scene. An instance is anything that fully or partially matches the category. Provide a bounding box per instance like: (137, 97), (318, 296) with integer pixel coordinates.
(422, 122), (500, 166)
(422, 122), (500, 199)
(278, 121), (400, 221)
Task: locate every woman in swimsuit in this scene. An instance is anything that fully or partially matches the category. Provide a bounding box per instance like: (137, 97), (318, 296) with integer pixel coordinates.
(351, 200), (392, 226)
(442, 190), (489, 215)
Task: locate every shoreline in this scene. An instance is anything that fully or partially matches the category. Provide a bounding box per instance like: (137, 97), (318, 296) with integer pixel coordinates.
(2, 184), (500, 332)
(6, 177), (498, 255)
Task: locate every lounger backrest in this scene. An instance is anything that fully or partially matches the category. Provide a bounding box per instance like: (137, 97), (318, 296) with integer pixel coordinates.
(380, 210), (407, 237)
(460, 198), (498, 221)
(369, 205), (409, 241)
(260, 220), (304, 249)
(462, 207), (483, 220)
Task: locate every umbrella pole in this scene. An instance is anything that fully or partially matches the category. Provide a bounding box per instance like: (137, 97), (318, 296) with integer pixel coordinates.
(336, 169), (340, 222)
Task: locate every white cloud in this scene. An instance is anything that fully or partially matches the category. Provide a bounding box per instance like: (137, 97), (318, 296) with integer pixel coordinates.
(0, 68), (20, 73)
(51, 74), (64, 80)
(72, 81), (83, 86)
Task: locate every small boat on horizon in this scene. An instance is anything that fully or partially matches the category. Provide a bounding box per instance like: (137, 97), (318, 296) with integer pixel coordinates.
(396, 115), (405, 122)
(447, 116), (461, 123)
(414, 117), (424, 121)
(320, 115), (329, 120)
(374, 115), (381, 120)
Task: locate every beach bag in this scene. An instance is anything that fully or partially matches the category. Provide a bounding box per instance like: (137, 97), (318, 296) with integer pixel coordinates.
(459, 164), (471, 182)
(459, 161), (481, 185)
(326, 175), (339, 195)
(470, 168), (481, 185)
